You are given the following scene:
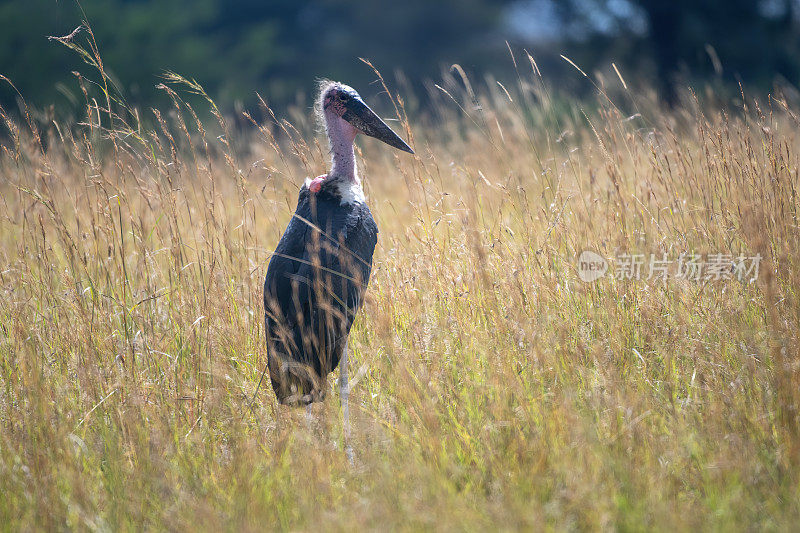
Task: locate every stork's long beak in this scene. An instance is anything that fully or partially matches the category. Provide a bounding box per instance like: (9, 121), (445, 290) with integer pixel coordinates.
(342, 99), (414, 154)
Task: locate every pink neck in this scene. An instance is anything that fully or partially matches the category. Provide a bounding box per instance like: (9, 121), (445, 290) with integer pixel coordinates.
(325, 110), (359, 183)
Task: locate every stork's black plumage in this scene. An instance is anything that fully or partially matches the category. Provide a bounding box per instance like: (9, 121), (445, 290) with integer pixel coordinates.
(264, 178), (378, 403)
(263, 81), (413, 406)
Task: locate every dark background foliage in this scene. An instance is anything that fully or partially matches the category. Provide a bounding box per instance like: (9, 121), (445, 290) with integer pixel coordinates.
(1, 0), (799, 114)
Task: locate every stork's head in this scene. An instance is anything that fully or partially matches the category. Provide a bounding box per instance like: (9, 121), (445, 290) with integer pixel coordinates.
(319, 81), (414, 154)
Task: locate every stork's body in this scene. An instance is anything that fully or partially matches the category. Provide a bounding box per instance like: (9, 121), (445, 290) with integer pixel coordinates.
(263, 82), (412, 406)
(264, 175), (377, 404)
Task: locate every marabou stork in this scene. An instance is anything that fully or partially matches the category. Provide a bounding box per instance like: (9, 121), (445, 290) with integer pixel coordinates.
(263, 81), (413, 414)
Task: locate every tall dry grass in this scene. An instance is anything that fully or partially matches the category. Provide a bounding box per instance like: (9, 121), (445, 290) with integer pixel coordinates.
(1, 33), (799, 530)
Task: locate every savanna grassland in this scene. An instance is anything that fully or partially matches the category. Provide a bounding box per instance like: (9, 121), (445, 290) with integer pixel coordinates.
(1, 39), (800, 530)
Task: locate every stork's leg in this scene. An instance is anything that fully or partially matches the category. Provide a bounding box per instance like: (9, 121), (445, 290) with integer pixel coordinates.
(339, 342), (354, 464)
(305, 402), (314, 432)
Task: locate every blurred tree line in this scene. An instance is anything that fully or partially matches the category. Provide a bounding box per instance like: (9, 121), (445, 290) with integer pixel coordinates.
(543, 0), (800, 103)
(0, 0), (799, 116)
(0, 0), (510, 115)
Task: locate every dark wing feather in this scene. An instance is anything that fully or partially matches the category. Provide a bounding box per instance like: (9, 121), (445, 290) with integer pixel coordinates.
(263, 188), (311, 321)
(263, 186), (377, 403)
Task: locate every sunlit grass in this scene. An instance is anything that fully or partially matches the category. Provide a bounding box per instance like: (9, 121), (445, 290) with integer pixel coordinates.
(1, 32), (799, 529)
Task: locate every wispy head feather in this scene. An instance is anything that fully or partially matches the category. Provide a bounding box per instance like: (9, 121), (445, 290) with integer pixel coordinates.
(314, 79), (340, 129)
